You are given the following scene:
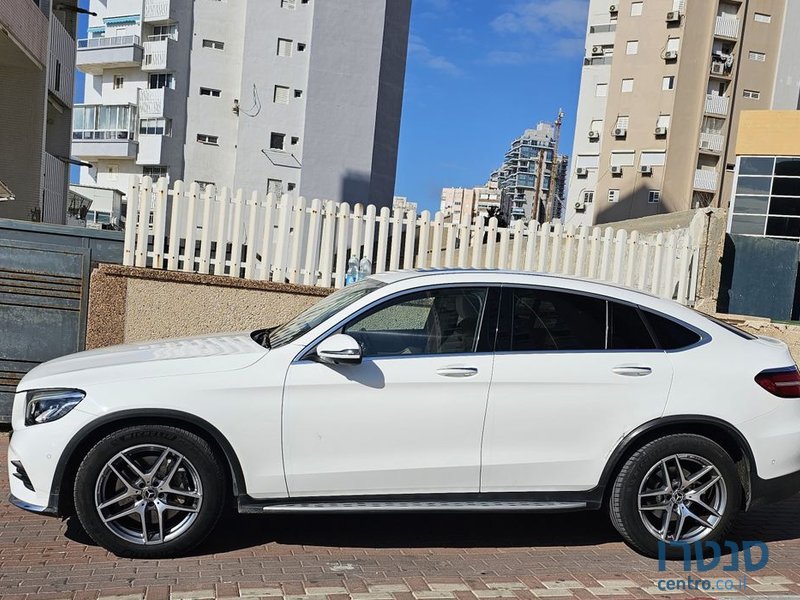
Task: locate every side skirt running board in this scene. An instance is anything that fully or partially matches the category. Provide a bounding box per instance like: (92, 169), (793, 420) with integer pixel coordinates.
(238, 497), (590, 514)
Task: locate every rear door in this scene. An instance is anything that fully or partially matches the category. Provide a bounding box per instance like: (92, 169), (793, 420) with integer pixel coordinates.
(480, 286), (674, 492)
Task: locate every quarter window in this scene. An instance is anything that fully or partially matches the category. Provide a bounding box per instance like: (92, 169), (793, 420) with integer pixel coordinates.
(642, 310), (702, 349)
(343, 288), (488, 358)
(610, 303), (656, 350)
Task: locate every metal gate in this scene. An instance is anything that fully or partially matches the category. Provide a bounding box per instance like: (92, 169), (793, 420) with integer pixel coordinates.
(0, 239), (91, 420)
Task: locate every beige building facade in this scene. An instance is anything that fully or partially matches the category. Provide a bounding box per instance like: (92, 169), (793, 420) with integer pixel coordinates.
(440, 182), (501, 224)
(566, 0), (800, 228)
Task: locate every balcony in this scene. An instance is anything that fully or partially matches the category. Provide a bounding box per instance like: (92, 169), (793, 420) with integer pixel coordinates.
(694, 169), (718, 192)
(71, 104), (138, 159)
(136, 134), (167, 165)
(48, 17), (76, 107)
(142, 38), (176, 71)
(704, 94), (729, 116)
(699, 132), (724, 153)
(137, 87), (177, 117)
(76, 36), (143, 74)
(715, 16), (740, 39)
(143, 0), (176, 23)
(0, 0), (48, 67)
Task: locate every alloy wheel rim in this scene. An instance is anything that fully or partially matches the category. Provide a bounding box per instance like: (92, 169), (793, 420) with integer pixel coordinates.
(637, 453), (727, 544)
(94, 444), (203, 545)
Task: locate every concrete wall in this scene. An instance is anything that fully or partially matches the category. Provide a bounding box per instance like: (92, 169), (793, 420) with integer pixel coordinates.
(87, 264), (331, 348)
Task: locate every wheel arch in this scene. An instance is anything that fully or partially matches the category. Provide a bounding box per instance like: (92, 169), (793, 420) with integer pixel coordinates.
(598, 415), (755, 509)
(49, 409), (247, 516)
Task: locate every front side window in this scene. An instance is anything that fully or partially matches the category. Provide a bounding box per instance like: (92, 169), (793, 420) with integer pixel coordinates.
(497, 288), (606, 352)
(343, 288), (488, 358)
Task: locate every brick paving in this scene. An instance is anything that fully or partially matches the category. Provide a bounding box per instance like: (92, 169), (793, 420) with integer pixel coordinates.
(2, 431), (800, 600)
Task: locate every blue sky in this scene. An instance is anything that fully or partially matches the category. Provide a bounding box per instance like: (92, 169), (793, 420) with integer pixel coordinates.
(73, 0), (589, 211)
(396, 0), (589, 211)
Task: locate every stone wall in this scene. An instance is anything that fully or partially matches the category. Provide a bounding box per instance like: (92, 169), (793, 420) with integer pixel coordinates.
(86, 264), (331, 348)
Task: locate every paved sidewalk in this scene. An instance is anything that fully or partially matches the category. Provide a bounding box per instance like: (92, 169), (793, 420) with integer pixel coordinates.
(2, 432), (800, 600)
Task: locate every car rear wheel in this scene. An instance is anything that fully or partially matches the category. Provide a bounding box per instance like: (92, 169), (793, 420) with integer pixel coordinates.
(73, 425), (226, 558)
(609, 433), (741, 558)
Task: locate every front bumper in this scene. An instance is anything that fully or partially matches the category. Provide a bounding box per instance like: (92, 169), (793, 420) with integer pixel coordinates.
(8, 493), (57, 515)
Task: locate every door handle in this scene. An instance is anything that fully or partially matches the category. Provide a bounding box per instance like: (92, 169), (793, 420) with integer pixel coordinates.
(436, 366), (478, 378)
(612, 365), (653, 377)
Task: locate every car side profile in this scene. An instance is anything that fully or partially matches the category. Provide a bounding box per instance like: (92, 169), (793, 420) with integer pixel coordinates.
(8, 269), (800, 558)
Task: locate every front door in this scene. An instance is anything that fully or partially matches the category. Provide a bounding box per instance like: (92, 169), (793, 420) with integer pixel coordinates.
(283, 286), (497, 497)
(481, 286), (674, 492)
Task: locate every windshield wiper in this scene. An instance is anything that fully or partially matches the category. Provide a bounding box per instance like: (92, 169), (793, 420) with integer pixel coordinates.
(251, 328), (272, 348)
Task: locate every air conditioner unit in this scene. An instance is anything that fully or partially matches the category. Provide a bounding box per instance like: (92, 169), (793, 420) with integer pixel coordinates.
(611, 165), (623, 175)
(592, 45), (604, 56)
(711, 61), (726, 75)
(666, 10), (681, 22)
(574, 201), (586, 212)
(609, 4), (618, 13)
(588, 130), (600, 141)
(614, 127), (627, 137)
(576, 167), (588, 177)
(655, 126), (668, 136)
(665, 50), (678, 60)
(640, 165), (653, 175)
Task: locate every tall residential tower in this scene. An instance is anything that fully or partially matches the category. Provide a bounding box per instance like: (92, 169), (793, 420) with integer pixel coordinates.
(565, 0), (800, 227)
(73, 0), (411, 215)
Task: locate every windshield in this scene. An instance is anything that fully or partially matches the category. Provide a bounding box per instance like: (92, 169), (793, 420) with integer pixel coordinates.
(266, 278), (386, 348)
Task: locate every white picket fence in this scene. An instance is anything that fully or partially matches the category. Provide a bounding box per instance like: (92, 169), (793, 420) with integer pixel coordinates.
(123, 178), (701, 304)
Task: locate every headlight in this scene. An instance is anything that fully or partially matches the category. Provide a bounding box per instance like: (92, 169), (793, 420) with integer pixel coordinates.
(25, 389), (85, 426)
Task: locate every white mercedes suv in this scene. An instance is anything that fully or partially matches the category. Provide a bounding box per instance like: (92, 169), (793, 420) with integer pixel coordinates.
(8, 269), (800, 558)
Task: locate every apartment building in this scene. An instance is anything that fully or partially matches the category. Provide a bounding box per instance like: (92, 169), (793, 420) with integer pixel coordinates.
(492, 123), (568, 223)
(73, 0), (411, 210)
(440, 181), (502, 224)
(0, 0), (77, 224)
(565, 0), (800, 227)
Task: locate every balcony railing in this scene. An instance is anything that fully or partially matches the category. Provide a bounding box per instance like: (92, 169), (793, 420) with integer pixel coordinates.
(143, 39), (173, 70)
(694, 169), (718, 191)
(77, 35), (141, 49)
(715, 16), (740, 39)
(699, 132), (724, 152)
(705, 94), (729, 116)
(144, 0), (172, 22)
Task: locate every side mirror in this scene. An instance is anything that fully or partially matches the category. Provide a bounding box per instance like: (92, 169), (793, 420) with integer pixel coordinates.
(315, 334), (362, 365)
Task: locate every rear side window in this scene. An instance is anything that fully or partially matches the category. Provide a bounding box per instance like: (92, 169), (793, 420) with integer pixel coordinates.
(499, 288), (606, 351)
(643, 310), (702, 350)
(610, 303), (657, 350)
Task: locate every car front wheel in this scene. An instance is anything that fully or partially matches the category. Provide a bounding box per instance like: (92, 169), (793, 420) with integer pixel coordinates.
(73, 425), (226, 558)
(609, 433), (741, 558)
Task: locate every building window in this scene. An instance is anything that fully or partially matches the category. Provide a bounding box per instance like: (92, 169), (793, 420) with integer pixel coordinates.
(626, 40), (639, 55)
(657, 114), (671, 129)
(148, 73), (174, 89)
(197, 133), (219, 145)
(273, 85), (290, 104)
(608, 189), (620, 203)
(151, 24), (177, 41)
(267, 179), (283, 196)
(291, 136), (299, 145)
(641, 151), (666, 166)
(754, 12), (771, 23)
(277, 38), (293, 57)
(139, 118), (172, 136)
(615, 115), (630, 130)
(294, 89), (303, 98)
(583, 191), (595, 203)
(200, 87), (221, 97)
(662, 75), (675, 90)
(142, 165), (168, 180)
(648, 191), (661, 203)
(611, 151), (635, 168)
(748, 51), (766, 62)
(270, 132), (286, 150)
(666, 37), (680, 53)
(596, 83), (608, 97)
(621, 78), (634, 93)
(281, 0), (296, 8)
(730, 156), (800, 238)
(630, 2), (643, 16)
(743, 89), (761, 99)
(113, 75), (124, 89)
(287, 183), (296, 191)
(202, 39), (224, 50)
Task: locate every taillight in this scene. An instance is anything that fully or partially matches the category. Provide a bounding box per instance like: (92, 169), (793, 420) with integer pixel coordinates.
(755, 367), (800, 398)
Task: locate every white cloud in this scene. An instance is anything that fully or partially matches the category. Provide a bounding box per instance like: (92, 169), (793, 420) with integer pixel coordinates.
(491, 0), (589, 35)
(408, 35), (462, 76)
(483, 50), (529, 65)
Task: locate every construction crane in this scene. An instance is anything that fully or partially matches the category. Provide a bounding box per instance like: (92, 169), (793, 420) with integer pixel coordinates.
(544, 109), (565, 223)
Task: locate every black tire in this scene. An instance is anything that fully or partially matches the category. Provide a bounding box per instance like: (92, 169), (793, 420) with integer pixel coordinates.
(73, 425), (226, 558)
(609, 433), (741, 558)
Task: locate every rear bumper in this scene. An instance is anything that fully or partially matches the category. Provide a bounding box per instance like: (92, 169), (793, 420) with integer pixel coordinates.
(750, 468), (800, 509)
